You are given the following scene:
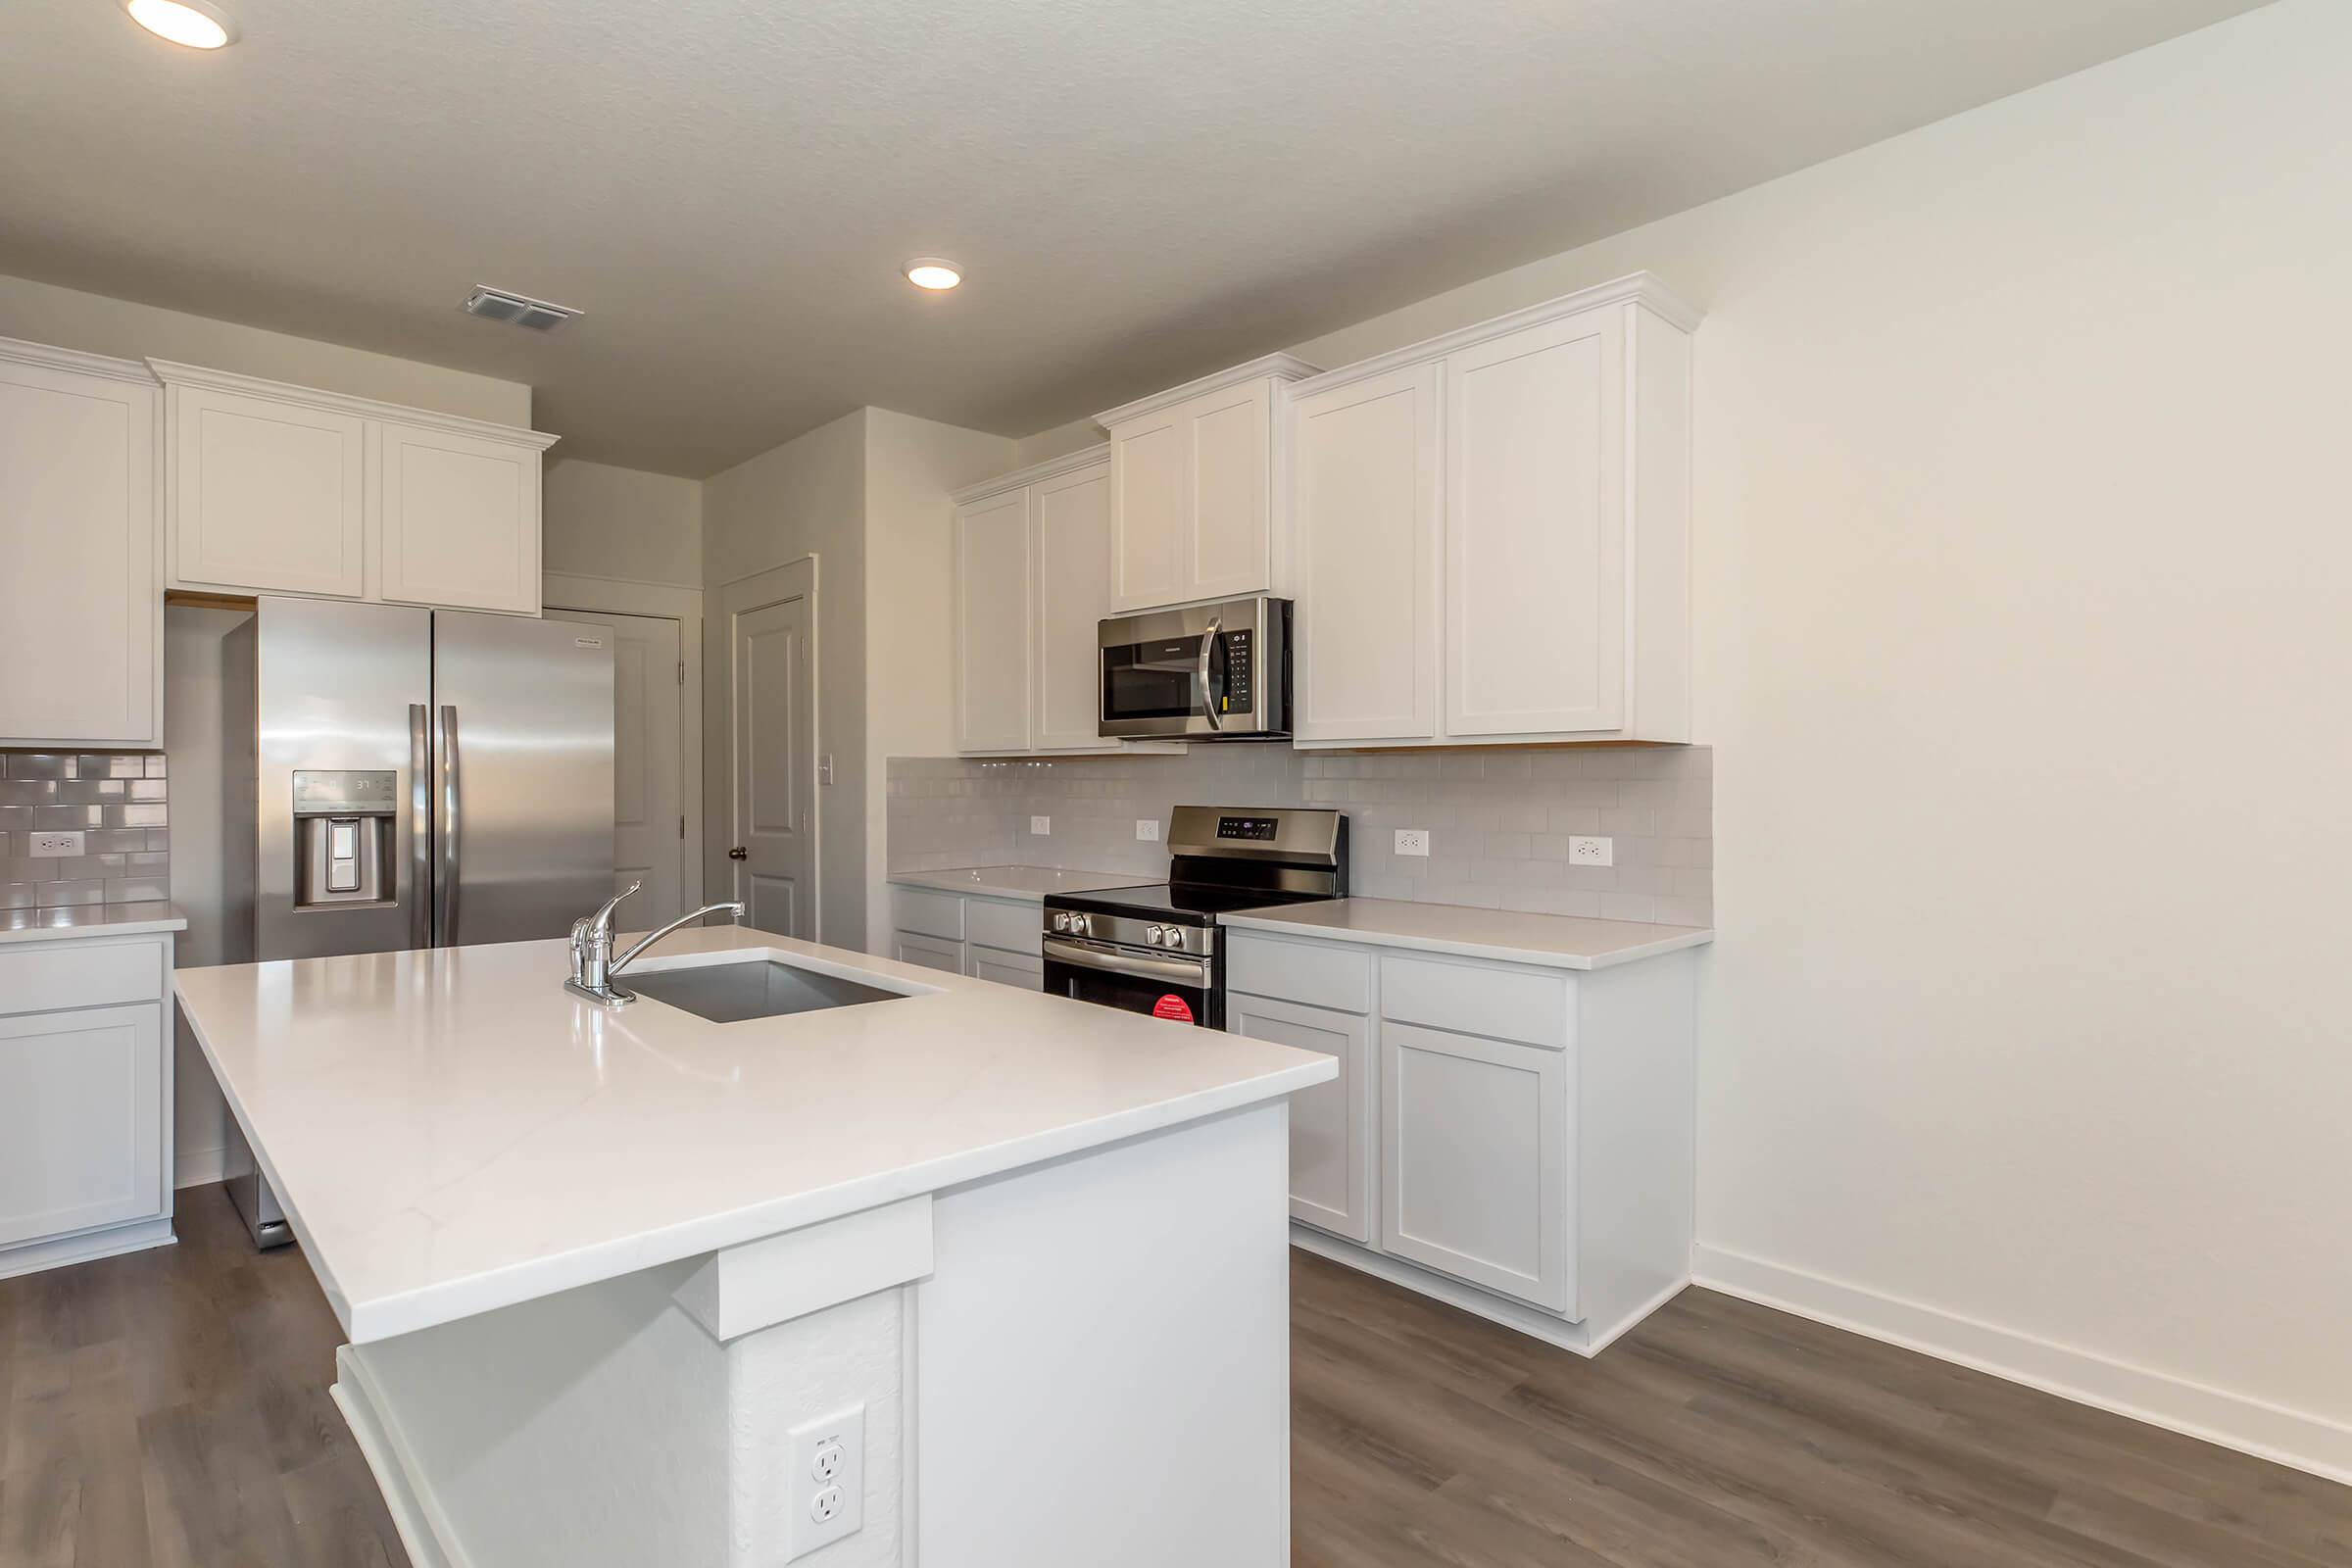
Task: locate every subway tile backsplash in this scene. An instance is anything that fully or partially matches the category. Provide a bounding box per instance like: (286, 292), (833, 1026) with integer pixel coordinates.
(888, 745), (1712, 927)
(0, 752), (171, 911)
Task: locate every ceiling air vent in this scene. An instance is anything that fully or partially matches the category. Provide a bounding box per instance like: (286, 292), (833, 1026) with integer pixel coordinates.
(462, 286), (582, 332)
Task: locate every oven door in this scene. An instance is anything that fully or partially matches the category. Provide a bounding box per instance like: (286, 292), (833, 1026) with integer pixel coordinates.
(1043, 937), (1221, 1028)
(1098, 598), (1287, 740)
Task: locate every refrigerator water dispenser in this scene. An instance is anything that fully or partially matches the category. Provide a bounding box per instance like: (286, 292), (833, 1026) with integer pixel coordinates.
(291, 769), (395, 908)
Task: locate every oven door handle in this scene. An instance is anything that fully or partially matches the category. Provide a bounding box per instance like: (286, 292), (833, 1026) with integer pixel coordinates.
(1045, 936), (1210, 986)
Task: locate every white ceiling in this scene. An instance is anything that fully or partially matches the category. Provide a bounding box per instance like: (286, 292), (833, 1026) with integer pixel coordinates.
(0, 0), (2267, 475)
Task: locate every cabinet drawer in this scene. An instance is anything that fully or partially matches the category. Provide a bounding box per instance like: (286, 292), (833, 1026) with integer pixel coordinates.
(0, 938), (165, 1017)
(964, 897), (1040, 957)
(891, 888), (964, 942)
(1227, 933), (1370, 1015)
(1380, 952), (1567, 1049)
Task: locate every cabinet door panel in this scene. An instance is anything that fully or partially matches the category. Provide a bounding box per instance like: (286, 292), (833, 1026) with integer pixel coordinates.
(1032, 463), (1113, 751)
(966, 946), (1044, 990)
(0, 1004), (164, 1247)
(1292, 366), (1440, 742)
(1380, 1019), (1573, 1312)
(1108, 416), (1187, 611)
(1186, 382), (1271, 601)
(1445, 311), (1626, 736)
(171, 385), (365, 598)
(1231, 992), (1371, 1244)
(954, 490), (1033, 751)
(0, 359), (158, 746)
(893, 931), (965, 975)
(378, 421), (541, 613)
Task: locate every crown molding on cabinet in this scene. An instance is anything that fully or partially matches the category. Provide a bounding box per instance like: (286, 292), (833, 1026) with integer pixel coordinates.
(0, 334), (158, 385)
(1091, 352), (1324, 430)
(1288, 271), (1703, 402)
(146, 359), (560, 450)
(951, 442), (1109, 507)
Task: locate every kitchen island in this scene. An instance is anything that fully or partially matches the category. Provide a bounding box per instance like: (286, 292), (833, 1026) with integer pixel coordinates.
(172, 926), (1334, 1568)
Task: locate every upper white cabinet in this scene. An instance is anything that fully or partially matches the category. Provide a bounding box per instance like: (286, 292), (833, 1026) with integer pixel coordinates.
(153, 362), (557, 615)
(951, 448), (1182, 757)
(0, 338), (161, 750)
(377, 418), (543, 614)
(1097, 355), (1319, 612)
(1288, 274), (1697, 747)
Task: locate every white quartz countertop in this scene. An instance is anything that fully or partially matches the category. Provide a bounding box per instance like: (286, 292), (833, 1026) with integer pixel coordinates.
(1221, 898), (1713, 970)
(172, 926), (1332, 1344)
(0, 901), (186, 943)
(887, 865), (1148, 902)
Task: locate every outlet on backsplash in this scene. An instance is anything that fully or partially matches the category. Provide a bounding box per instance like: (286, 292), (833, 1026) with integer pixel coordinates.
(1, 751), (172, 914)
(1395, 829), (1430, 857)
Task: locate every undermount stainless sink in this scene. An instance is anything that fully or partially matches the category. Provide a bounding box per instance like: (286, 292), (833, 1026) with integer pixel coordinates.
(624, 960), (909, 1023)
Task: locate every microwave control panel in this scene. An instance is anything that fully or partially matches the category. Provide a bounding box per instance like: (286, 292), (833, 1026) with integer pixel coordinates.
(1220, 628), (1253, 712)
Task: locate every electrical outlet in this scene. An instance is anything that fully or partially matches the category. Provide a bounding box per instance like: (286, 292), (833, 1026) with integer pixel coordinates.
(1568, 836), (1613, 866)
(1136, 818), (1159, 842)
(28, 832), (83, 859)
(1395, 829), (1430, 858)
(785, 1403), (864, 1560)
(1030, 814), (1052, 836)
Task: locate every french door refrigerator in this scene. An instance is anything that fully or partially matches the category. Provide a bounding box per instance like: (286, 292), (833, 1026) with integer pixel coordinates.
(219, 595), (613, 1244)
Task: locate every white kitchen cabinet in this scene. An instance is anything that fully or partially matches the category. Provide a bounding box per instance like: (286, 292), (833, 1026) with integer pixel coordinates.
(1228, 990), (1372, 1244)
(0, 339), (162, 750)
(1224, 925), (1694, 1354)
(893, 932), (965, 975)
(1097, 355), (1319, 612)
(950, 449), (1184, 758)
(1380, 1018), (1573, 1311)
(152, 361), (556, 615)
(1289, 363), (1441, 743)
(165, 376), (366, 599)
(0, 930), (175, 1279)
(377, 418), (543, 613)
(1287, 273), (1697, 748)
(966, 947), (1044, 989)
(888, 885), (1045, 990)
(953, 487), (1034, 753)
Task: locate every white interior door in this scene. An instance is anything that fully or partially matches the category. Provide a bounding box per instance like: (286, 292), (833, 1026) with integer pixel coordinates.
(548, 608), (685, 926)
(726, 569), (817, 939)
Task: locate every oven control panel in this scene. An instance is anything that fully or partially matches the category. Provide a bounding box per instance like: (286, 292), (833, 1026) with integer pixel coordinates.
(1215, 815), (1280, 842)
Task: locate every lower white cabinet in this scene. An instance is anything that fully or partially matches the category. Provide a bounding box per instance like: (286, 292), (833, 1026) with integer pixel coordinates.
(1228, 992), (1371, 1245)
(887, 885), (1045, 991)
(1227, 927), (1694, 1352)
(0, 931), (175, 1277)
(1380, 1019), (1571, 1311)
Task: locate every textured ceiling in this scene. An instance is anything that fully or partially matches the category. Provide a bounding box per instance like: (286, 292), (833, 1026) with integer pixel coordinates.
(0, 0), (2267, 475)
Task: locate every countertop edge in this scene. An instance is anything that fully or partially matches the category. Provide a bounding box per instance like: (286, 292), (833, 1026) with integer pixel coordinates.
(0, 906), (189, 944)
(1219, 905), (1714, 971)
(885, 866), (1139, 904)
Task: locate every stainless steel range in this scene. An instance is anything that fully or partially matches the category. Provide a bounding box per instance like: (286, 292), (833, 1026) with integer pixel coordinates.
(1041, 806), (1348, 1028)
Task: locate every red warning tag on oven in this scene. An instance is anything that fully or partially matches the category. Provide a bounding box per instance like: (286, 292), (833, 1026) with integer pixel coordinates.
(1152, 995), (1196, 1023)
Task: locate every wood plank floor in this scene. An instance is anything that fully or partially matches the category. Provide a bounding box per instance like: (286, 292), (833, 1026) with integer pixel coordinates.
(5, 1190), (2347, 1567)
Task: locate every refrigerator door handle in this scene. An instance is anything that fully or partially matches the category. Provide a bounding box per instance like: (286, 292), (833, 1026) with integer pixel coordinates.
(408, 704), (431, 950)
(437, 704), (462, 946)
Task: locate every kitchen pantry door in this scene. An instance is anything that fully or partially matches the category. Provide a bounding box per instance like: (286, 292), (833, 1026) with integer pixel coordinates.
(547, 608), (685, 926)
(721, 561), (817, 940)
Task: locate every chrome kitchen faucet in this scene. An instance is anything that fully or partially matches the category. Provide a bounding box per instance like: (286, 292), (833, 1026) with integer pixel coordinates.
(566, 881), (747, 1007)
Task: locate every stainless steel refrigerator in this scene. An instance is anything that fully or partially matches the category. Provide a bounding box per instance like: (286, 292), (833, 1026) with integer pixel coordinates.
(219, 595), (614, 1244)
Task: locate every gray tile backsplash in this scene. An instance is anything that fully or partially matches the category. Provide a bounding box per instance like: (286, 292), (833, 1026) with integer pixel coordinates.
(888, 745), (1712, 927)
(0, 752), (171, 911)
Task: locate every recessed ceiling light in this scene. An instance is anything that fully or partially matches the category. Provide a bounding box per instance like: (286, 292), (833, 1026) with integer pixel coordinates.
(124, 0), (237, 48)
(904, 259), (962, 291)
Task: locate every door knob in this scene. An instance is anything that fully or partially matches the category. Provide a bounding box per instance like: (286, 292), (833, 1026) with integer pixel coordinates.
(727, 846), (749, 860)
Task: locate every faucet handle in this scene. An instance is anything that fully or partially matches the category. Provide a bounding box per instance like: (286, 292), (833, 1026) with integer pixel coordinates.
(587, 880), (642, 935)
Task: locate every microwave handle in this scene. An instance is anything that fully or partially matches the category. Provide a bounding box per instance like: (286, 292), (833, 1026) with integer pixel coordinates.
(1197, 615), (1223, 731)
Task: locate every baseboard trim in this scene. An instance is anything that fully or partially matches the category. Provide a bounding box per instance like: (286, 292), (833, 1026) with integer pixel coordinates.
(174, 1145), (226, 1190)
(1692, 1243), (2352, 1488)
(0, 1217), (175, 1281)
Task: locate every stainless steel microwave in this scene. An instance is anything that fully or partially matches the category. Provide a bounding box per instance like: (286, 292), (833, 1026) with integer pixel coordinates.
(1099, 596), (1292, 740)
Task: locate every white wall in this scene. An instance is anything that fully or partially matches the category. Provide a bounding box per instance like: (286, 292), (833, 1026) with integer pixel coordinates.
(1285, 0), (2352, 1471)
(0, 272), (530, 426)
(543, 458), (704, 587)
(702, 410), (868, 944)
(860, 410), (1015, 953)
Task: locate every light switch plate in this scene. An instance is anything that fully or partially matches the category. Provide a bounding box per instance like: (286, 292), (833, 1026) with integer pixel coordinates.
(1569, 836), (1614, 866)
(28, 831), (83, 858)
(1395, 829), (1430, 858)
(1030, 815), (1052, 836)
(1136, 818), (1159, 842)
